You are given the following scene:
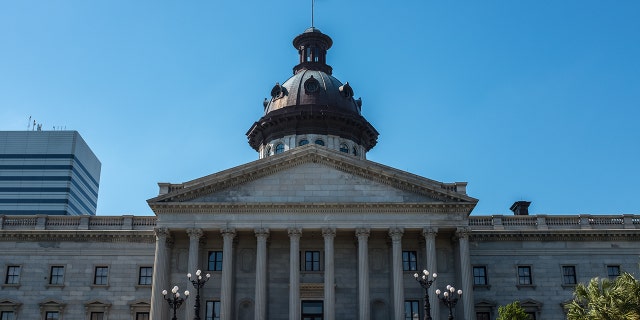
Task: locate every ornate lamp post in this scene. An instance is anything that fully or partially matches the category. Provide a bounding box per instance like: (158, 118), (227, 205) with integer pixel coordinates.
(413, 269), (437, 320)
(163, 285), (189, 320)
(188, 269), (211, 320)
(435, 285), (462, 320)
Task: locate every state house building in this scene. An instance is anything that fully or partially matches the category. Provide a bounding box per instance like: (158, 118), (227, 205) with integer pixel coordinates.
(0, 26), (638, 320)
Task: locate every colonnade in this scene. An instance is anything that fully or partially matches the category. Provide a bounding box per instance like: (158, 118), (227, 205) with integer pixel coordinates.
(149, 226), (473, 320)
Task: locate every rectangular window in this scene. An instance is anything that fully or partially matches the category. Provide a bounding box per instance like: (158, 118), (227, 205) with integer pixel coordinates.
(208, 251), (223, 271)
(304, 251), (321, 271)
(301, 301), (323, 320)
(473, 266), (487, 285)
(94, 266), (109, 285)
(136, 312), (150, 320)
(49, 266), (64, 285)
(90, 312), (104, 320)
(518, 266), (532, 285)
(5, 266), (20, 284)
(402, 251), (417, 271)
(607, 265), (621, 279)
(476, 312), (491, 320)
(404, 300), (420, 320)
(45, 311), (59, 320)
(563, 266), (577, 285)
(205, 301), (221, 320)
(139, 267), (153, 285)
(1, 311), (14, 320)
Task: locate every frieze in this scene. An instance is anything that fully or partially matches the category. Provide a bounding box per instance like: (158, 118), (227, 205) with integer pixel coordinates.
(0, 230), (155, 243)
(469, 230), (640, 241)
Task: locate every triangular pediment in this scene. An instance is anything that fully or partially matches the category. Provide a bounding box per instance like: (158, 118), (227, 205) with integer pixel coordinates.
(148, 145), (477, 212)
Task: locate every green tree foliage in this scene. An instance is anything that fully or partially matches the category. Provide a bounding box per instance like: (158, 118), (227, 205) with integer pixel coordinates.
(567, 272), (640, 320)
(497, 301), (530, 320)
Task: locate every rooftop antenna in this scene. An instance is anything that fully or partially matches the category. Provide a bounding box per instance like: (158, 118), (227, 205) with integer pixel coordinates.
(311, 0), (314, 27)
(27, 116), (31, 130)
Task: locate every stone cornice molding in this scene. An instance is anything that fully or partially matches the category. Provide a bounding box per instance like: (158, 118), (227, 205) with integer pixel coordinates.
(149, 202), (476, 215)
(147, 147), (478, 206)
(470, 230), (640, 241)
(0, 230), (154, 243)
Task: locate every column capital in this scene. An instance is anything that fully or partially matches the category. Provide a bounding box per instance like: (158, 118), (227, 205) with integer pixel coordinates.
(388, 227), (404, 241)
(455, 227), (471, 239)
(154, 227), (170, 239)
(186, 228), (203, 239)
(422, 227), (438, 239)
(254, 227), (270, 238)
(288, 227), (303, 238)
(322, 227), (336, 238)
(355, 228), (370, 240)
(221, 227), (236, 239)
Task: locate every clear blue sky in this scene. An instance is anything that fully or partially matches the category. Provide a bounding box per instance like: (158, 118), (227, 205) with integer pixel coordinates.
(1, 1), (638, 216)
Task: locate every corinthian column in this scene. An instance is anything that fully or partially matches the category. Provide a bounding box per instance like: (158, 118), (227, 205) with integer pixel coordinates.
(220, 228), (236, 320)
(389, 227), (404, 320)
(355, 228), (370, 320)
(186, 228), (203, 320)
(423, 227), (439, 320)
(254, 228), (270, 320)
(456, 227), (474, 320)
(288, 227), (302, 320)
(322, 227), (336, 320)
(150, 227), (170, 320)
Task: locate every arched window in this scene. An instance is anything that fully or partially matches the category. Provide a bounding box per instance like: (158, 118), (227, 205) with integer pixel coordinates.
(339, 144), (349, 153)
(275, 143), (284, 154)
(299, 139), (309, 146)
(314, 139), (325, 146)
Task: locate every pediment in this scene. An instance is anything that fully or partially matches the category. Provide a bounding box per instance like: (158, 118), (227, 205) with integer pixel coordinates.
(148, 145), (477, 211)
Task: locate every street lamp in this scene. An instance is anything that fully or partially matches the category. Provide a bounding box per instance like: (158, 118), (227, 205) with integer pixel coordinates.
(188, 269), (211, 320)
(163, 285), (190, 320)
(435, 285), (462, 320)
(413, 269), (437, 320)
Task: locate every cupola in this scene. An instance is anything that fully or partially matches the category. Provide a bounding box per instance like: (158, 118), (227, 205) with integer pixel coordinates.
(246, 27), (378, 159)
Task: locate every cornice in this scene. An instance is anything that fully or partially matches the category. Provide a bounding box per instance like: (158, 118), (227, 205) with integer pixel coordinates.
(149, 202), (477, 215)
(0, 230), (155, 243)
(469, 229), (640, 241)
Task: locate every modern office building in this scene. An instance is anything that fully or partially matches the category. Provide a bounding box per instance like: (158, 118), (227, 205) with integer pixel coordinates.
(0, 130), (101, 216)
(0, 27), (638, 320)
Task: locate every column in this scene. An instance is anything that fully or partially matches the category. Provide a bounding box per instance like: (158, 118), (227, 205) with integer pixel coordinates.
(254, 228), (270, 320)
(220, 228), (236, 320)
(288, 227), (302, 320)
(355, 228), (370, 320)
(389, 227), (404, 320)
(186, 228), (203, 320)
(457, 228), (474, 320)
(423, 227), (439, 320)
(150, 227), (170, 320)
(323, 227), (336, 320)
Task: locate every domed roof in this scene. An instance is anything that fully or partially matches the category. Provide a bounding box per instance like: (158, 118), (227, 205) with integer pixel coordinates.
(246, 27), (378, 153)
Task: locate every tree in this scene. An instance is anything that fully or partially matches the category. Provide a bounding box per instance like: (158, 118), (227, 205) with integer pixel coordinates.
(567, 272), (640, 320)
(497, 301), (530, 320)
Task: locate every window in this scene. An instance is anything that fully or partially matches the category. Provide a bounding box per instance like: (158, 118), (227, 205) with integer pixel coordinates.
(45, 312), (59, 320)
(275, 143), (284, 154)
(404, 300), (419, 320)
(301, 301), (323, 320)
(314, 139), (324, 146)
(90, 312), (104, 320)
(473, 266), (487, 285)
(562, 266), (577, 285)
(205, 301), (220, 320)
(49, 266), (64, 285)
(94, 266), (109, 285)
(518, 266), (532, 285)
(402, 251), (417, 271)
(299, 139), (309, 146)
(0, 312), (14, 320)
(265, 146), (271, 157)
(476, 312), (490, 320)
(136, 313), (150, 320)
(607, 265), (621, 279)
(208, 251), (223, 271)
(139, 267), (153, 285)
(526, 312), (536, 320)
(339, 143), (349, 153)
(4, 266), (20, 284)
(304, 251), (321, 271)
(352, 147), (358, 156)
